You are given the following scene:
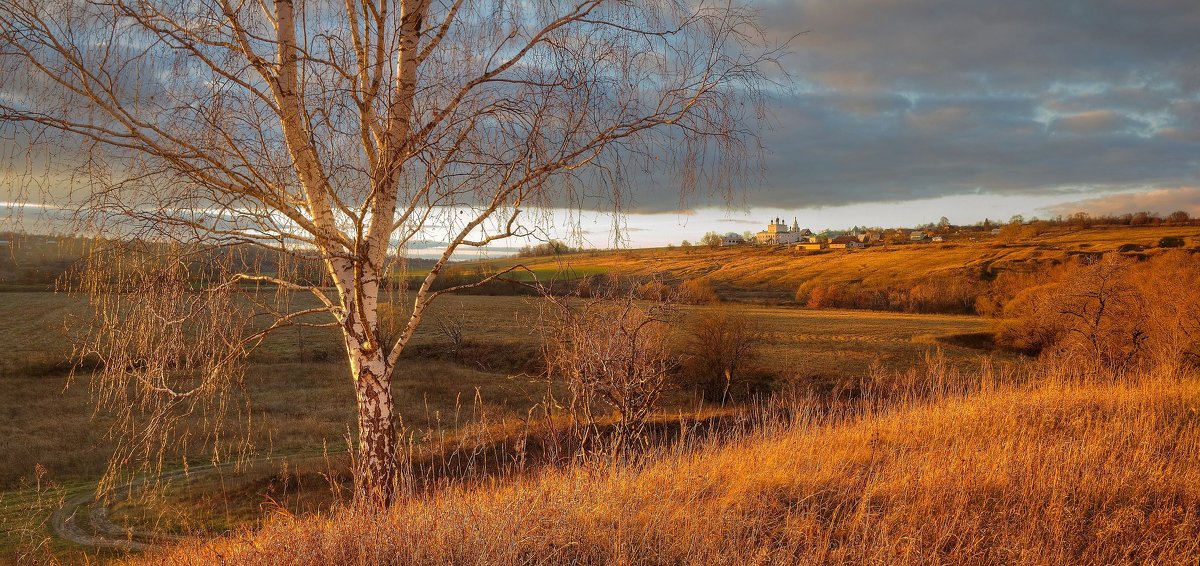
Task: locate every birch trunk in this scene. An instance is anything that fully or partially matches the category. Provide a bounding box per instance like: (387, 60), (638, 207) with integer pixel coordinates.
(352, 354), (398, 505)
(338, 261), (398, 505)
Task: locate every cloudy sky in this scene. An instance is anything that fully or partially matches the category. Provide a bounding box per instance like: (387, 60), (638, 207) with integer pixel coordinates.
(3, 0), (1197, 252)
(583, 0), (1200, 247)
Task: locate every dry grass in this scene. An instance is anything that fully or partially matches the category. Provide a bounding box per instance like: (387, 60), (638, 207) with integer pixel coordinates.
(475, 226), (1200, 302)
(130, 369), (1200, 565)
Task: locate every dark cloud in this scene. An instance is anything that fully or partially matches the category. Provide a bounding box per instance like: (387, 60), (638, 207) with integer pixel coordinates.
(634, 0), (1200, 213)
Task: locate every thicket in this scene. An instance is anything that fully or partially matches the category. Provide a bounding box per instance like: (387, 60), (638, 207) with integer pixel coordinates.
(796, 249), (1200, 317)
(797, 272), (983, 314)
(993, 252), (1200, 375)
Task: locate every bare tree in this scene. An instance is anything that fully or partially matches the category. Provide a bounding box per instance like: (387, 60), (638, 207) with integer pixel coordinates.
(0, 0), (777, 504)
(680, 308), (762, 402)
(540, 281), (679, 458)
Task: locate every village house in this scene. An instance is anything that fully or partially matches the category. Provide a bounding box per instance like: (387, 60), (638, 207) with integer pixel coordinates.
(795, 240), (826, 251)
(828, 235), (866, 249)
(857, 231), (881, 244)
(910, 230), (929, 241)
(720, 232), (745, 246)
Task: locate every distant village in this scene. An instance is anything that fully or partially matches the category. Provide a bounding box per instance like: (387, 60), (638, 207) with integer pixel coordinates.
(697, 209), (1196, 252)
(712, 216), (958, 250)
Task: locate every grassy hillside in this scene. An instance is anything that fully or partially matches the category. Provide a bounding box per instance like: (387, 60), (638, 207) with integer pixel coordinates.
(466, 225), (1200, 303)
(131, 370), (1200, 565)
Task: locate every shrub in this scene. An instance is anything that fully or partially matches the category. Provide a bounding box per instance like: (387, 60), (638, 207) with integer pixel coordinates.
(993, 252), (1200, 374)
(635, 279), (672, 301)
(540, 284), (680, 457)
(677, 309), (766, 402)
(676, 279), (719, 304)
(1159, 236), (1185, 248)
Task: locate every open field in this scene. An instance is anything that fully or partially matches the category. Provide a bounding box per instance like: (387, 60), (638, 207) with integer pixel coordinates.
(0, 292), (998, 562)
(132, 370), (1200, 565)
(461, 225), (1200, 302)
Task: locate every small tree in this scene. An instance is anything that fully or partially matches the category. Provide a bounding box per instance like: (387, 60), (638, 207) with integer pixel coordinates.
(1167, 210), (1191, 224)
(700, 232), (724, 248)
(679, 309), (764, 402)
(998, 255), (1147, 374)
(540, 283), (679, 457)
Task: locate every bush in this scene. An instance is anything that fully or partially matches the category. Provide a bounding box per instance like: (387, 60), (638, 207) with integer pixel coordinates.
(635, 279), (672, 301)
(992, 252), (1200, 374)
(540, 285), (679, 456)
(1159, 236), (1185, 248)
(676, 279), (719, 304)
(677, 310), (766, 402)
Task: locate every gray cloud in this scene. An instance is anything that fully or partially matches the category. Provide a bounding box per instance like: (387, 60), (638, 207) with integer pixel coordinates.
(632, 0), (1200, 213)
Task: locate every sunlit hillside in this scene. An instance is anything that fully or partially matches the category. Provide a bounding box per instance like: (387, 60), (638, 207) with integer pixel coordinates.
(132, 369), (1200, 565)
(467, 225), (1200, 303)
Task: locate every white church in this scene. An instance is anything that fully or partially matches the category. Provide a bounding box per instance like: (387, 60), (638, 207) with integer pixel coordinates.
(754, 217), (812, 245)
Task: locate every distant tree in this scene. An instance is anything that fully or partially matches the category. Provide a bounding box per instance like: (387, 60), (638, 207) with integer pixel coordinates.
(938, 216), (951, 229)
(1167, 210), (1191, 224)
(700, 232), (724, 248)
(1130, 211), (1154, 226)
(681, 240), (693, 248)
(1009, 215), (1025, 225)
(1070, 212), (1094, 229)
(517, 240), (576, 258)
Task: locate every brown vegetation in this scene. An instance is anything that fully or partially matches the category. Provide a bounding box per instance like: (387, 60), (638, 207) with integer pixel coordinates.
(677, 310), (767, 402)
(539, 286), (680, 457)
(475, 225), (1200, 312)
(131, 364), (1200, 565)
(995, 251), (1200, 374)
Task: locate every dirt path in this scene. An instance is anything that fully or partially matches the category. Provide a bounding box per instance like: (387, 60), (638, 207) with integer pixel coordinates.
(50, 451), (336, 554)
(50, 470), (195, 553)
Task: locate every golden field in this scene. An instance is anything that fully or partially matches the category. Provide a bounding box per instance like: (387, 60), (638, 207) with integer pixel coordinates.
(467, 225), (1200, 302)
(0, 293), (993, 562)
(130, 368), (1200, 565)
(1, 225), (1197, 564)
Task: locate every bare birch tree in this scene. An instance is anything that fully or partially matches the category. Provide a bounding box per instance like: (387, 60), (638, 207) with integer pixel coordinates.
(0, 0), (778, 505)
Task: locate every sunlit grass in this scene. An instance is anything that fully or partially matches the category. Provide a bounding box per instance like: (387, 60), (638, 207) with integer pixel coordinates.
(134, 370), (1200, 564)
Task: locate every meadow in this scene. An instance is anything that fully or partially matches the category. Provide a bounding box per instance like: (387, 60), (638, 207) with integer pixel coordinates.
(458, 225), (1200, 304)
(1, 225), (1196, 564)
(0, 292), (995, 563)
(132, 369), (1200, 565)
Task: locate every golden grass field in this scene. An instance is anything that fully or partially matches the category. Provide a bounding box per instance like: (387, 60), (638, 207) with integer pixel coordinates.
(468, 225), (1200, 301)
(0, 292), (995, 563)
(132, 370), (1200, 565)
(1, 225), (1196, 564)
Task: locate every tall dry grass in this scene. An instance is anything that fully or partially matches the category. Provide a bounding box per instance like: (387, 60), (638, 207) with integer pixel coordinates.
(130, 361), (1200, 565)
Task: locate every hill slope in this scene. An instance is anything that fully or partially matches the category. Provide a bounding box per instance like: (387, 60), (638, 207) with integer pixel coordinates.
(135, 372), (1200, 565)
(470, 226), (1200, 303)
